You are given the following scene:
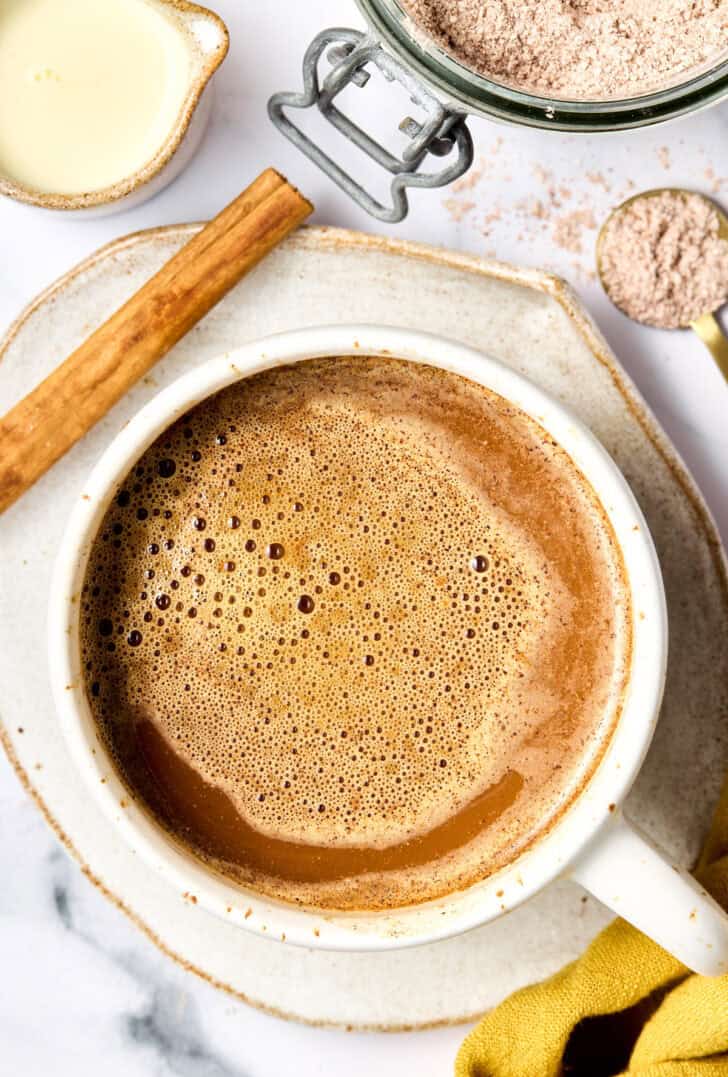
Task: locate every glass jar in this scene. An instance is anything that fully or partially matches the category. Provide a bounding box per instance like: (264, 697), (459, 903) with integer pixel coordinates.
(269, 0), (728, 221)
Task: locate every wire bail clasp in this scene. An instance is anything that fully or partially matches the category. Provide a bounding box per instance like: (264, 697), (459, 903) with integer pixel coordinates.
(268, 28), (474, 223)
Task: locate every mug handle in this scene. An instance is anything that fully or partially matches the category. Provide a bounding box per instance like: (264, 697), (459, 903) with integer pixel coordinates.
(570, 811), (728, 976)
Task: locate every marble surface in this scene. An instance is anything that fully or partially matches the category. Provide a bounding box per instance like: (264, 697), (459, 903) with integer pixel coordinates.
(2, 1), (728, 1074)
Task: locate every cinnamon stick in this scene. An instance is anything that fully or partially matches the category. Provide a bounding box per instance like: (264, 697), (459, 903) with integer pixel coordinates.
(0, 168), (313, 514)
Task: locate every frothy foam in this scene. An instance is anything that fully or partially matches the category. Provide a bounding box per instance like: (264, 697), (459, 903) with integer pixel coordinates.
(80, 356), (631, 909)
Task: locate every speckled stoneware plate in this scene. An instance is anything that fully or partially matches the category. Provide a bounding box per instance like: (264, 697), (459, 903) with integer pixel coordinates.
(1, 226), (727, 1029)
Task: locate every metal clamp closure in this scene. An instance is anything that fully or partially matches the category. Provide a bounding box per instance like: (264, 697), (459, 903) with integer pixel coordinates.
(268, 28), (474, 223)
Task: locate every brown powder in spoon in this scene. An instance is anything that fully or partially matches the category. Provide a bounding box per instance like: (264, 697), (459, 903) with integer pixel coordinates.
(598, 190), (728, 329)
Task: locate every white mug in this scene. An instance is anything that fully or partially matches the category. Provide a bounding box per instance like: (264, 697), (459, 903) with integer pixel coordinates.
(48, 325), (728, 974)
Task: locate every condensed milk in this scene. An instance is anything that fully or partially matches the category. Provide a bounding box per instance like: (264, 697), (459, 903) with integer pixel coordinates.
(0, 0), (193, 194)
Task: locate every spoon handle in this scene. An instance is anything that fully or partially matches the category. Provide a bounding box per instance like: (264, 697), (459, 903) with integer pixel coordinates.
(690, 312), (728, 383)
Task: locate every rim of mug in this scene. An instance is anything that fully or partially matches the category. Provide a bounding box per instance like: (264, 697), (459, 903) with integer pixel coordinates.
(48, 324), (667, 950)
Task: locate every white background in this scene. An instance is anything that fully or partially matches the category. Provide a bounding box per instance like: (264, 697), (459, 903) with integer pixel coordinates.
(2, 2), (728, 1074)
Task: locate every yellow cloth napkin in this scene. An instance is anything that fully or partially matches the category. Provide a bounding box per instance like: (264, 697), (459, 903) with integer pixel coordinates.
(455, 771), (728, 1077)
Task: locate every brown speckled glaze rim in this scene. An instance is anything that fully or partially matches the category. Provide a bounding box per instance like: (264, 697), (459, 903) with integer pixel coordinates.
(1, 224), (727, 1031)
(0, 1), (229, 211)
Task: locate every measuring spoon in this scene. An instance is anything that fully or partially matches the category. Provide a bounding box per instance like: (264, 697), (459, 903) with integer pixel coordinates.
(597, 187), (728, 384)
